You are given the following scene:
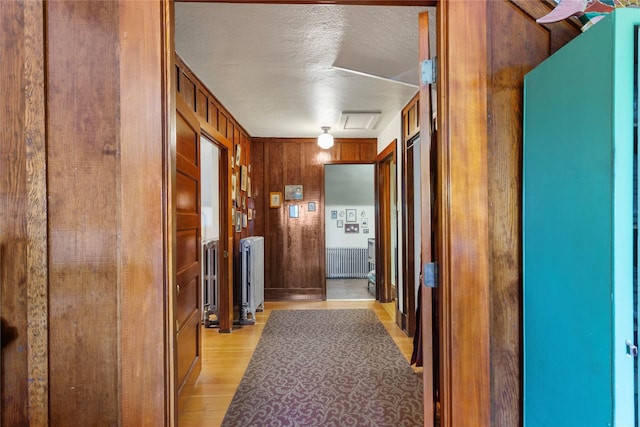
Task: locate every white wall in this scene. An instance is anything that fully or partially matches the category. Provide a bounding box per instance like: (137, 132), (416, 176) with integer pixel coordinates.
(201, 136), (220, 241)
(324, 164), (375, 249)
(325, 205), (376, 248)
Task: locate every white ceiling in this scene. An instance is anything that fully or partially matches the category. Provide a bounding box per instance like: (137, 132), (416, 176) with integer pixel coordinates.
(175, 3), (436, 139)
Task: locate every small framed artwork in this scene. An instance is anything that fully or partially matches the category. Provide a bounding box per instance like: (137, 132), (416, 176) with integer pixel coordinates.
(363, 228), (370, 234)
(247, 177), (252, 198)
(240, 165), (248, 191)
(235, 211), (242, 232)
(339, 210), (345, 217)
(269, 192), (282, 208)
(248, 209), (253, 221)
(289, 205), (299, 218)
(362, 218), (368, 227)
(284, 184), (303, 200)
(331, 210), (338, 219)
(231, 208), (235, 225)
(308, 202), (316, 212)
(346, 209), (357, 223)
(361, 210), (366, 217)
(235, 145), (241, 166)
(242, 213), (248, 228)
(337, 220), (344, 228)
(231, 174), (237, 202)
(345, 223), (359, 233)
(242, 196), (246, 210)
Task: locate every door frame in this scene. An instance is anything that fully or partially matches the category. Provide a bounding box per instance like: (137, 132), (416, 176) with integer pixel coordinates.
(375, 141), (397, 304)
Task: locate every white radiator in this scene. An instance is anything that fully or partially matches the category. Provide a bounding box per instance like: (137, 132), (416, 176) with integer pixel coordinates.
(326, 247), (369, 279)
(202, 239), (219, 327)
(239, 236), (264, 324)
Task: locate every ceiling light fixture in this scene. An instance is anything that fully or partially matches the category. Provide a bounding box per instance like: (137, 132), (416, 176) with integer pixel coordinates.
(317, 126), (334, 149)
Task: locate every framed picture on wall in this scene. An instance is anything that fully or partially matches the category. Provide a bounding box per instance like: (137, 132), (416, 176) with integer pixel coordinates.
(289, 205), (299, 218)
(337, 220), (343, 228)
(284, 184), (303, 200)
(235, 144), (241, 166)
(308, 202), (316, 212)
(346, 209), (357, 222)
(235, 211), (242, 232)
(269, 192), (282, 208)
(231, 174), (237, 202)
(331, 210), (338, 219)
(363, 228), (369, 234)
(345, 223), (359, 233)
(240, 165), (248, 191)
(362, 218), (368, 227)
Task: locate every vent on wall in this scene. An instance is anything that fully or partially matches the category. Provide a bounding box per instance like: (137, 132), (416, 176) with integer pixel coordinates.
(339, 111), (381, 131)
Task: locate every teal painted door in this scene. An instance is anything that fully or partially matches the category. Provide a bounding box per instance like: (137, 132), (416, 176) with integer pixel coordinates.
(523, 9), (639, 426)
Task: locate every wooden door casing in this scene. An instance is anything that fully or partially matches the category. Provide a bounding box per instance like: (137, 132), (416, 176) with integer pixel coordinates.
(375, 142), (397, 304)
(176, 100), (202, 398)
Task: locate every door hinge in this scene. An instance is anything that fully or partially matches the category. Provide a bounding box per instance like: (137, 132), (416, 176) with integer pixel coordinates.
(627, 339), (638, 357)
(421, 57), (437, 85)
(423, 262), (438, 288)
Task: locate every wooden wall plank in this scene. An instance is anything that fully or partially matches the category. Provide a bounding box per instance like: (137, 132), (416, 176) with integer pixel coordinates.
(24, 2), (48, 425)
(47, 2), (119, 424)
(119, 2), (167, 424)
(486, 2), (579, 425)
(0, 2), (30, 424)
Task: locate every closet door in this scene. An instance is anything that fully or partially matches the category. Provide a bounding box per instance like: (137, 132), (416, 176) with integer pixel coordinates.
(523, 10), (639, 425)
(176, 98), (202, 399)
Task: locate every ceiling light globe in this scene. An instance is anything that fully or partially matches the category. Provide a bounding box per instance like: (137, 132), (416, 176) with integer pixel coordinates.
(317, 127), (334, 149)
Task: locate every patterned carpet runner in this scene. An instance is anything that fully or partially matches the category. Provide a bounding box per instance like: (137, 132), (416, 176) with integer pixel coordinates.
(222, 309), (424, 426)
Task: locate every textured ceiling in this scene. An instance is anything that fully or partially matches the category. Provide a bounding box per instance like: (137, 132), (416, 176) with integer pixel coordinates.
(175, 3), (436, 139)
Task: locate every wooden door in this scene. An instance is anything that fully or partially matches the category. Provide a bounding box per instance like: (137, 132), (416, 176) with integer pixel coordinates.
(176, 97), (202, 400)
(375, 141), (396, 304)
(417, 11), (436, 427)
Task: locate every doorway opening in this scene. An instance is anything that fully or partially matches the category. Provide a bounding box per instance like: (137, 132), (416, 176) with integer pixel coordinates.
(324, 163), (376, 300)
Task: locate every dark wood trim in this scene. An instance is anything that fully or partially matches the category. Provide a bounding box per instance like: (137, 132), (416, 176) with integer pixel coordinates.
(375, 141), (397, 304)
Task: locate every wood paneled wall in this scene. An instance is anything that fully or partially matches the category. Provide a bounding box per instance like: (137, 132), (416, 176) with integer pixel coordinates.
(252, 138), (376, 300)
(176, 56), (254, 320)
(1, 1), (171, 425)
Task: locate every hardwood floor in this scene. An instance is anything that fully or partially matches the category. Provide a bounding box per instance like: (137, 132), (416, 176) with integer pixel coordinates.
(178, 300), (420, 427)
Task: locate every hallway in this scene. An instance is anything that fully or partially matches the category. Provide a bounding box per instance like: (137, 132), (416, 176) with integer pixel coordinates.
(178, 300), (419, 426)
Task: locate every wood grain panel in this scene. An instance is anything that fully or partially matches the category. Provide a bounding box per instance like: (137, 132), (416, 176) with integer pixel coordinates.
(118, 1), (168, 424)
(209, 101), (218, 128)
(218, 111), (228, 138)
(0, 2), (31, 425)
(176, 315), (200, 390)
(437, 1), (491, 425)
(176, 276), (199, 326)
(252, 141), (265, 237)
(196, 89), (208, 118)
(265, 141), (285, 291)
(47, 2), (119, 425)
(176, 172), (198, 212)
(486, 2), (579, 425)
(340, 142), (360, 161)
(176, 230), (198, 273)
(179, 70), (196, 110)
(177, 116), (198, 166)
